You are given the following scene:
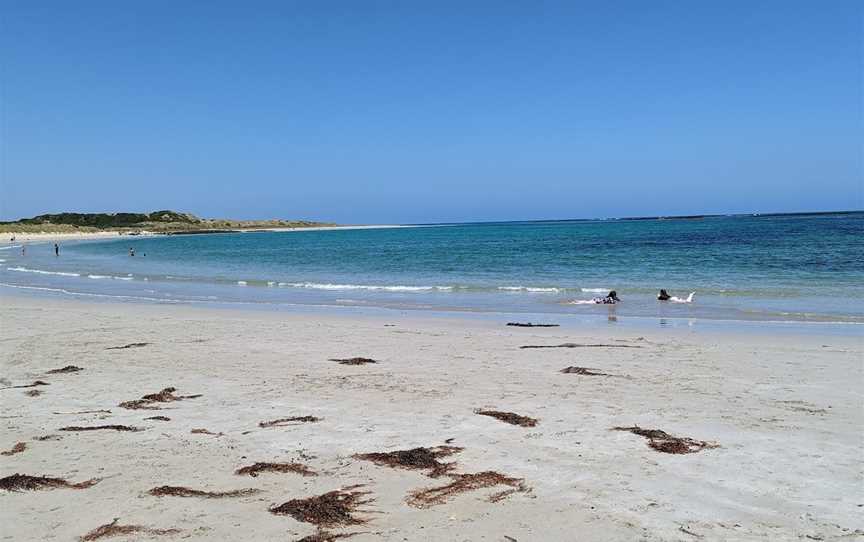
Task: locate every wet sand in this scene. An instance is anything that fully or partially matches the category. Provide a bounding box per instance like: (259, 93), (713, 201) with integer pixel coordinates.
(1, 295), (861, 541)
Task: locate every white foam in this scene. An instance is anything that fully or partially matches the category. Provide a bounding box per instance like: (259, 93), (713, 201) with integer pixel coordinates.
(7, 266), (80, 277)
(0, 282), (182, 303)
(499, 286), (561, 293)
(88, 274), (111, 279)
(580, 288), (609, 293)
(280, 282), (451, 292)
(237, 281), (248, 286)
(267, 281), (276, 287)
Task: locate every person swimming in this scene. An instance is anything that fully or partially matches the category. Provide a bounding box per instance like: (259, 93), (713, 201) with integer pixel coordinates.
(567, 290), (620, 305)
(658, 289), (695, 303)
(595, 290), (620, 304)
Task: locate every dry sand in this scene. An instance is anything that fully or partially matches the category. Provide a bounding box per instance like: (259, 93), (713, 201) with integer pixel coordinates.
(0, 295), (861, 541)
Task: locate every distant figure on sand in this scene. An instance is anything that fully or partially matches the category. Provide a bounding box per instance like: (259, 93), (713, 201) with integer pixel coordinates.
(658, 289), (695, 303)
(54, 243), (59, 256)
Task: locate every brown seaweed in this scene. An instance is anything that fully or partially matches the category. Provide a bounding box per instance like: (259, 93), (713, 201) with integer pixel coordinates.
(147, 485), (258, 498)
(259, 416), (321, 428)
(79, 518), (180, 541)
(354, 446), (463, 478)
(1, 442), (26, 456)
(560, 366), (611, 376)
(0, 473), (99, 491)
(520, 343), (641, 349)
(47, 365), (84, 374)
(235, 462), (317, 477)
(269, 485), (373, 528)
(119, 387), (201, 410)
(190, 428), (223, 437)
(612, 426), (719, 454)
(145, 416), (171, 421)
(1, 380), (49, 390)
(406, 471), (527, 508)
(25, 389), (43, 397)
(296, 533), (358, 542)
(59, 425), (141, 432)
(106, 342), (150, 350)
(329, 358), (377, 365)
(475, 409), (538, 427)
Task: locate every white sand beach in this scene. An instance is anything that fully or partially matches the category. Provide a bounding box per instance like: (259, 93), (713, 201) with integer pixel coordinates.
(1, 295), (861, 541)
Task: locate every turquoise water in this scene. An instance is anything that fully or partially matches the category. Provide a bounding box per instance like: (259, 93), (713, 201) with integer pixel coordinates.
(2, 213), (862, 323)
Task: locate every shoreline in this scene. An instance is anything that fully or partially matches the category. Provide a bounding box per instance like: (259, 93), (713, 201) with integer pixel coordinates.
(1, 285), (862, 337)
(1, 224), (412, 244)
(1, 295), (861, 541)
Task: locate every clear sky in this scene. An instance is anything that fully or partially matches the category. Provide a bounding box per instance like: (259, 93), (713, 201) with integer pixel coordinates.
(1, 1), (861, 223)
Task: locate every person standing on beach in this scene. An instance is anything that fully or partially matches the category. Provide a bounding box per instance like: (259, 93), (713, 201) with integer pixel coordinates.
(54, 243), (59, 256)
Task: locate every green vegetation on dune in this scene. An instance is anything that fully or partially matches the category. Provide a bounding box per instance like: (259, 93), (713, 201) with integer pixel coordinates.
(0, 210), (336, 233)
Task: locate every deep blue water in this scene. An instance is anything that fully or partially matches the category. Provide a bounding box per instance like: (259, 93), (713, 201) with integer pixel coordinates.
(2, 213), (862, 323)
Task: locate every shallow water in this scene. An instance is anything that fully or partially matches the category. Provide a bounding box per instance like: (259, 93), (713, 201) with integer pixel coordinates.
(2, 212), (862, 324)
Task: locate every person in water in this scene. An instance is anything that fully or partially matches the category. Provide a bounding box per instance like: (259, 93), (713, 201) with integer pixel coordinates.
(54, 243), (59, 256)
(658, 289), (695, 303)
(129, 247), (135, 257)
(594, 290), (620, 304)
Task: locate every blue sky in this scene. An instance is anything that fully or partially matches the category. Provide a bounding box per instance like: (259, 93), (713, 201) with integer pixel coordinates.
(1, 1), (861, 223)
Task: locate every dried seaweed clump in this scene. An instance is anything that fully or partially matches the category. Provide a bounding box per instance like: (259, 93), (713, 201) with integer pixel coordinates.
(148, 485), (259, 498)
(520, 343), (641, 349)
(506, 322), (559, 327)
(269, 485), (373, 528)
(59, 425), (141, 432)
(106, 342), (150, 350)
(0, 473), (99, 491)
(612, 426), (719, 454)
(296, 532), (358, 542)
(235, 462), (317, 477)
(47, 365), (84, 374)
(329, 358), (377, 365)
(119, 387), (201, 410)
(80, 518), (180, 541)
(1, 442), (26, 456)
(354, 446), (463, 478)
(560, 366), (611, 376)
(25, 389), (43, 397)
(475, 409), (538, 427)
(145, 416), (171, 421)
(259, 416), (321, 428)
(406, 471), (528, 508)
(190, 428), (223, 437)
(1, 380), (49, 390)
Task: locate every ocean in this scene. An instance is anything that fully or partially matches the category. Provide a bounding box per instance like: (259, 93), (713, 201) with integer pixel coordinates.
(2, 212), (862, 325)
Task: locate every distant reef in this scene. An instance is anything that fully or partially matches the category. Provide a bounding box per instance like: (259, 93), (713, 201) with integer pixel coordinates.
(0, 210), (335, 233)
